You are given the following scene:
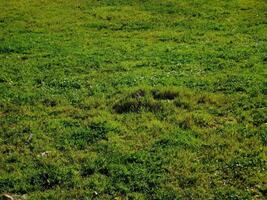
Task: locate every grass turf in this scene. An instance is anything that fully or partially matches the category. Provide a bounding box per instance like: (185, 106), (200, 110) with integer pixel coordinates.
(0, 0), (267, 199)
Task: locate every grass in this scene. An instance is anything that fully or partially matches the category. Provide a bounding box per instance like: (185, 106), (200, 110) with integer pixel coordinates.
(0, 0), (266, 199)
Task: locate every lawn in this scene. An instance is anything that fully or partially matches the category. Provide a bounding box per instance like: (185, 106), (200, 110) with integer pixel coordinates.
(0, 0), (266, 199)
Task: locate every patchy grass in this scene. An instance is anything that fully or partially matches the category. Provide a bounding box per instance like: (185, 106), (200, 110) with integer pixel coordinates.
(0, 0), (267, 199)
(152, 88), (179, 100)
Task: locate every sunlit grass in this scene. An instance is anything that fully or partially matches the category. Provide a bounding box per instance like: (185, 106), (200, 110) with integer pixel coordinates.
(0, 0), (266, 199)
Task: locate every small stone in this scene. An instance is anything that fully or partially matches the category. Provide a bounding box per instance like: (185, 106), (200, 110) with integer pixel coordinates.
(3, 194), (14, 200)
(38, 151), (51, 157)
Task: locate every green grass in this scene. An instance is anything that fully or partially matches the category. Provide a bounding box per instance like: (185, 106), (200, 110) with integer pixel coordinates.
(0, 0), (266, 199)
